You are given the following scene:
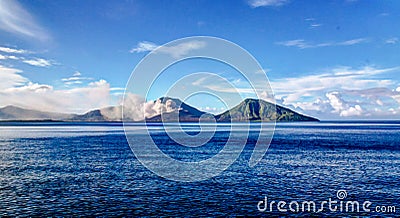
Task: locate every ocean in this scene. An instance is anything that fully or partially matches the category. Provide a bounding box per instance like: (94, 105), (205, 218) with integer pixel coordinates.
(0, 122), (399, 216)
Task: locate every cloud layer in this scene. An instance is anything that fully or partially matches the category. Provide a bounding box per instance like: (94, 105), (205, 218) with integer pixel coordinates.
(270, 66), (400, 118)
(0, 65), (113, 114)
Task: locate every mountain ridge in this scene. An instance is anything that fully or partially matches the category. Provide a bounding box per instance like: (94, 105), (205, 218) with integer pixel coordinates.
(216, 98), (318, 122)
(0, 98), (319, 122)
(144, 97), (214, 122)
(0, 105), (75, 121)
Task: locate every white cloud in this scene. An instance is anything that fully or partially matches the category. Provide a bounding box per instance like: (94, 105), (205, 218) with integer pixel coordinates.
(5, 82), (53, 93)
(62, 77), (81, 82)
(0, 66), (116, 114)
(23, 58), (52, 67)
(248, 0), (289, 8)
(325, 92), (345, 113)
(122, 93), (146, 121)
(277, 38), (368, 49)
(0, 65), (28, 90)
(61, 72), (94, 86)
(144, 98), (181, 118)
(271, 66), (400, 119)
(1, 79), (112, 114)
(277, 39), (310, 49)
(325, 92), (363, 117)
(122, 94), (184, 121)
(0, 46), (29, 54)
(0, 0), (49, 41)
(130, 41), (158, 53)
(341, 105), (363, 117)
(305, 18), (322, 29)
(310, 23), (322, 28)
(64, 81), (83, 85)
(157, 40), (206, 58)
(7, 55), (19, 60)
(338, 38), (369, 46)
(109, 87), (125, 91)
(385, 37), (398, 44)
(130, 40), (206, 58)
(272, 66), (397, 101)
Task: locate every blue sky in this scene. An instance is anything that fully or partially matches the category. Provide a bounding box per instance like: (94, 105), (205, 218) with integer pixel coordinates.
(0, 0), (399, 119)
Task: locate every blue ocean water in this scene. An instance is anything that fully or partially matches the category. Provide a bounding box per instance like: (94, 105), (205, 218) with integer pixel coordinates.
(0, 122), (399, 216)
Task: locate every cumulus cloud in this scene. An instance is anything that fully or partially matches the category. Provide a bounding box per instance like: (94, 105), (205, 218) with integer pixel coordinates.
(145, 98), (181, 118)
(325, 92), (344, 113)
(276, 38), (369, 49)
(0, 66), (115, 114)
(1, 79), (112, 114)
(122, 94), (182, 121)
(248, 0), (289, 8)
(325, 92), (363, 117)
(271, 66), (400, 119)
(0, 0), (49, 41)
(341, 105), (363, 117)
(272, 66), (397, 103)
(130, 40), (206, 58)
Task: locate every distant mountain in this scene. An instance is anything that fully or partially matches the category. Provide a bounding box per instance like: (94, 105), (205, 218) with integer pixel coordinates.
(0, 98), (319, 122)
(145, 97), (214, 122)
(0, 105), (74, 121)
(215, 98), (318, 122)
(68, 97), (210, 122)
(70, 106), (122, 122)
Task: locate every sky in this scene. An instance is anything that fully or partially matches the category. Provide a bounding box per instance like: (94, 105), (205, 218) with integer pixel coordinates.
(0, 0), (399, 120)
